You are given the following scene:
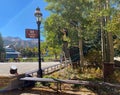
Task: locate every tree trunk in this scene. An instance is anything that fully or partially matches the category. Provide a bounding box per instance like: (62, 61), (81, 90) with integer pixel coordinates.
(105, 0), (114, 63)
(79, 38), (84, 69)
(78, 26), (84, 71)
(103, 0), (114, 81)
(101, 17), (106, 62)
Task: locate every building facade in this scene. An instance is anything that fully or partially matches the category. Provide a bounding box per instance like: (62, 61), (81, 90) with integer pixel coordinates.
(5, 46), (20, 61)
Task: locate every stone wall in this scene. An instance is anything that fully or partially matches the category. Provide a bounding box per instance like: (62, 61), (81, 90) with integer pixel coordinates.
(0, 76), (13, 89)
(0, 74), (25, 91)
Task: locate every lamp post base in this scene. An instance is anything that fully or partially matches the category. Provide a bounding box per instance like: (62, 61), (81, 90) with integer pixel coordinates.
(37, 69), (43, 78)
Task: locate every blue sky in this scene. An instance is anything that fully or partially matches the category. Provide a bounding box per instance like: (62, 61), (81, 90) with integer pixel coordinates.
(0, 0), (49, 40)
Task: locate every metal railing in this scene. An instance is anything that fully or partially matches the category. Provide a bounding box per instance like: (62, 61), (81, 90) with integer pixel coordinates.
(25, 61), (71, 77)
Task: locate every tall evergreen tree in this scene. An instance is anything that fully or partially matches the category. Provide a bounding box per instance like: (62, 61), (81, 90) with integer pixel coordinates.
(0, 33), (5, 61)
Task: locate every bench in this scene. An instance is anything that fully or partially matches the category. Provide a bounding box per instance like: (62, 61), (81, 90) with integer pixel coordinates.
(20, 77), (120, 92)
(20, 77), (60, 92)
(20, 77), (57, 83)
(20, 77), (87, 91)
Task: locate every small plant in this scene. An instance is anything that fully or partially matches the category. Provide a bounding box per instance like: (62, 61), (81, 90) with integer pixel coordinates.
(71, 84), (81, 89)
(108, 69), (120, 83)
(8, 58), (14, 62)
(35, 82), (43, 87)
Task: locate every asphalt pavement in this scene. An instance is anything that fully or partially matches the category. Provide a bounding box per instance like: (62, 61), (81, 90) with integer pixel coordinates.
(0, 62), (60, 76)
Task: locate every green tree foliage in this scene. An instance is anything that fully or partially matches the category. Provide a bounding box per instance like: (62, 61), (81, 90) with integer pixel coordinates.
(18, 42), (53, 58)
(114, 37), (120, 56)
(106, 12), (120, 34)
(0, 33), (4, 51)
(44, 14), (65, 59)
(44, 0), (102, 64)
(86, 0), (120, 62)
(44, 0), (120, 63)
(0, 33), (5, 61)
(19, 47), (38, 57)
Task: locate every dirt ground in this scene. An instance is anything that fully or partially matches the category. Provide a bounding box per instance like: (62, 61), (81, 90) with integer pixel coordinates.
(0, 87), (97, 95)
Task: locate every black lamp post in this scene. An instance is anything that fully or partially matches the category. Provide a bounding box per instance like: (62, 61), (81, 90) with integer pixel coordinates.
(34, 7), (42, 77)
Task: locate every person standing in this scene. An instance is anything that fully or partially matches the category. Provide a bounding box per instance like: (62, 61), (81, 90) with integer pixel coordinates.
(61, 28), (70, 59)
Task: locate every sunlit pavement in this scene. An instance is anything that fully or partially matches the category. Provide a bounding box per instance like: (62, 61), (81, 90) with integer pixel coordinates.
(114, 57), (120, 61)
(0, 62), (60, 76)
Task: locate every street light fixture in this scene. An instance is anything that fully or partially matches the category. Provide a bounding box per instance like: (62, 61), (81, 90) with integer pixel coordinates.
(34, 7), (42, 77)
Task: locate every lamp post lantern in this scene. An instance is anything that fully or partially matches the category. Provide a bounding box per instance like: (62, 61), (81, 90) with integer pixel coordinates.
(34, 7), (42, 77)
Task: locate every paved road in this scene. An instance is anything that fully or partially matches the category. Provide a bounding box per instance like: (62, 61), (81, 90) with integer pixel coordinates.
(0, 62), (60, 76)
